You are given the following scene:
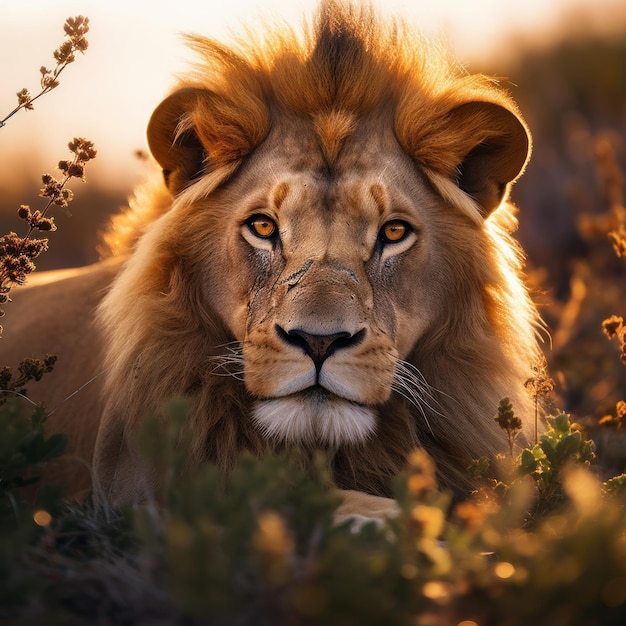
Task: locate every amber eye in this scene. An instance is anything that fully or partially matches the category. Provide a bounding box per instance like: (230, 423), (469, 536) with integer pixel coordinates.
(247, 214), (277, 239)
(380, 220), (411, 243)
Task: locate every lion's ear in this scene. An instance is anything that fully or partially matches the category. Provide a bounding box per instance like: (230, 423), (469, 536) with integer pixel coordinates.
(147, 88), (209, 195)
(449, 101), (530, 216)
(147, 86), (269, 195)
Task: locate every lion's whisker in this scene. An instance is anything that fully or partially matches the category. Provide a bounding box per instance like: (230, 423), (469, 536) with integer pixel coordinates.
(0, 389), (40, 407)
(396, 375), (446, 419)
(394, 359), (455, 405)
(390, 358), (454, 435)
(48, 370), (109, 416)
(205, 342), (247, 382)
(206, 357), (244, 377)
(390, 380), (435, 436)
(211, 340), (245, 352)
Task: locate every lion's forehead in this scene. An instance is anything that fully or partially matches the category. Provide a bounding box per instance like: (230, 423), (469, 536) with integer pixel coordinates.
(276, 176), (381, 220)
(259, 157), (425, 222)
(257, 176), (386, 262)
(249, 113), (426, 220)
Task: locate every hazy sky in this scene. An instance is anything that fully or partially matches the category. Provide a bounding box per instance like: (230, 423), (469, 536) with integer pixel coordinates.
(1, 0), (624, 193)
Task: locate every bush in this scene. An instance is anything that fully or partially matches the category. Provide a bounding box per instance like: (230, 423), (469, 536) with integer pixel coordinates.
(0, 399), (625, 625)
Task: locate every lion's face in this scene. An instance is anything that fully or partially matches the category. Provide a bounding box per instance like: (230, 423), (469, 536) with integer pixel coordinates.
(196, 115), (444, 446)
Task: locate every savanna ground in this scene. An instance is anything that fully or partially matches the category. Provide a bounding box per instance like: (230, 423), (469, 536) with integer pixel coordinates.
(1, 15), (625, 626)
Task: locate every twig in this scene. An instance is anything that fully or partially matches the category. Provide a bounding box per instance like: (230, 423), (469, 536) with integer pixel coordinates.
(0, 16), (89, 129)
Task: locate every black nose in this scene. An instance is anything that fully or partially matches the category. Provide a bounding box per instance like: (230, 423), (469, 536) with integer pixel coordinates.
(276, 325), (365, 371)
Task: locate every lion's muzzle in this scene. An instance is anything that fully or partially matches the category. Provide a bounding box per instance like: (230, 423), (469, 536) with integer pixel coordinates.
(275, 325), (366, 373)
(243, 250), (396, 409)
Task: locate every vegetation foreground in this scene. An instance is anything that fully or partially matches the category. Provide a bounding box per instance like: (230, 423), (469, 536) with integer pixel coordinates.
(0, 400), (625, 625)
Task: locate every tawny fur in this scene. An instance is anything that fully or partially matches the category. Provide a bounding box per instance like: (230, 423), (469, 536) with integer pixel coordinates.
(2, 1), (544, 507)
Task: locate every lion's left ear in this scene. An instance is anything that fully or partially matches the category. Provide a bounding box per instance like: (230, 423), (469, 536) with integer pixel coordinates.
(449, 101), (530, 216)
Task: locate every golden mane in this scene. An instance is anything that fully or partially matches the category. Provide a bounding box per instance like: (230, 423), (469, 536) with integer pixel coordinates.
(103, 0), (527, 254)
(93, 1), (544, 501)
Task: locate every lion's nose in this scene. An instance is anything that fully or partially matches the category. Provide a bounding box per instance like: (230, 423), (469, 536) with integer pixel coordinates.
(276, 325), (365, 371)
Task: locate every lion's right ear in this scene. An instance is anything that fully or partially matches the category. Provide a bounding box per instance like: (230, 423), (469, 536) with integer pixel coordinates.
(147, 88), (209, 195)
(147, 87), (269, 195)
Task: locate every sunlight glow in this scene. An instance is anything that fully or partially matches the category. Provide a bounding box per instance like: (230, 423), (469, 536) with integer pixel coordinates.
(1, 0), (624, 194)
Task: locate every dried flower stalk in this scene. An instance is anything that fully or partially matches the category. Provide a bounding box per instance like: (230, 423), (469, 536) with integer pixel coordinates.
(0, 138), (97, 328)
(0, 16), (89, 128)
(524, 365), (554, 444)
(495, 398), (522, 458)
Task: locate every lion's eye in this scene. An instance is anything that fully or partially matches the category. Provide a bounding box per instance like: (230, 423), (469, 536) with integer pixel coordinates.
(380, 220), (411, 244)
(247, 214), (278, 239)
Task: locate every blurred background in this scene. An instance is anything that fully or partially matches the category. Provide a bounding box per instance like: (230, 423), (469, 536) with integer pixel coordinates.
(1, 0), (625, 466)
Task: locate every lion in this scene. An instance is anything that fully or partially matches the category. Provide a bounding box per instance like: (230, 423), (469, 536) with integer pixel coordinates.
(2, 2), (544, 519)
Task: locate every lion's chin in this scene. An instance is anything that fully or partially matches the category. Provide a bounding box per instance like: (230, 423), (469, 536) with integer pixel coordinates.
(251, 389), (377, 447)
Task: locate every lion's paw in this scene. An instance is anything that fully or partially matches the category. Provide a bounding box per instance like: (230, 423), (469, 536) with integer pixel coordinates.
(334, 489), (400, 531)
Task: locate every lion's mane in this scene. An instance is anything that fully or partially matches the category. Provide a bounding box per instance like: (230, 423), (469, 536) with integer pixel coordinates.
(95, 1), (543, 499)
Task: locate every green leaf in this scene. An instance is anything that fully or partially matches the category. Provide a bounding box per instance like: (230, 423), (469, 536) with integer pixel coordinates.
(29, 405), (48, 429)
(547, 413), (571, 435)
(604, 473), (626, 498)
(19, 432), (47, 464)
(539, 438), (558, 467)
(38, 433), (68, 463)
(554, 432), (583, 464)
(518, 448), (538, 475)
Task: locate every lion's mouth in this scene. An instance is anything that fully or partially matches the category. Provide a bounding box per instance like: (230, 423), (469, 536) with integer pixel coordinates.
(251, 387), (377, 446)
